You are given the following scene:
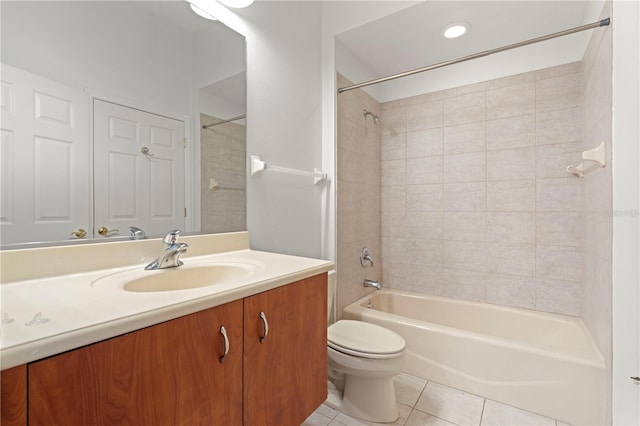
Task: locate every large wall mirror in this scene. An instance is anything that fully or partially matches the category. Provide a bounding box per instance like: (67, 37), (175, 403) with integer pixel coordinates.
(0, 1), (246, 248)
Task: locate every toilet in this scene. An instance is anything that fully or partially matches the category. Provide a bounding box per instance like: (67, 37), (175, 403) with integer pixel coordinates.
(325, 273), (406, 423)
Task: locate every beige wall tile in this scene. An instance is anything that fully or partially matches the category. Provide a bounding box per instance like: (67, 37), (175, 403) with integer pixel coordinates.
(442, 269), (487, 301)
(444, 182), (486, 211)
(407, 211), (443, 239)
(487, 147), (535, 181)
(487, 114), (535, 150)
(381, 159), (406, 186)
(488, 243), (536, 277)
(535, 278), (582, 316)
(407, 184), (444, 212)
(407, 156), (444, 184)
(536, 142), (583, 178)
(407, 100), (444, 131)
(536, 107), (581, 145)
(536, 178), (581, 212)
(536, 212), (583, 246)
(487, 212), (535, 244)
(444, 122), (486, 154)
(486, 275), (536, 309)
(536, 245), (583, 282)
(536, 72), (582, 112)
(407, 128), (443, 158)
(381, 107), (407, 136)
(487, 180), (535, 211)
(443, 212), (486, 242)
(487, 81), (535, 119)
(444, 91), (486, 126)
(444, 152), (486, 183)
(444, 241), (487, 272)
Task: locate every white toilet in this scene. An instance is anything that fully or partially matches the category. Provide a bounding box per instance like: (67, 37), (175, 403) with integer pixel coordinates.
(325, 274), (406, 423)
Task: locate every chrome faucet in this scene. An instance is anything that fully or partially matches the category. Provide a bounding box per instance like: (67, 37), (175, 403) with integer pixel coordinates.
(145, 230), (189, 270)
(129, 226), (146, 240)
(363, 279), (381, 290)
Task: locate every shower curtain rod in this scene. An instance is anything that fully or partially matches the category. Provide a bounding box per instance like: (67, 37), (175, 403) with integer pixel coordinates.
(202, 114), (246, 129)
(338, 18), (610, 94)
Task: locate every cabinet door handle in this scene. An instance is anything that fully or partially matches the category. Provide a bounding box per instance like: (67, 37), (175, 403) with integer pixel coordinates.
(259, 311), (269, 344)
(219, 325), (229, 364)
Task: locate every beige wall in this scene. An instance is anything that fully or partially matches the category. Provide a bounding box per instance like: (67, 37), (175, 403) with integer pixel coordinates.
(335, 74), (382, 316)
(378, 62), (586, 316)
(200, 114), (246, 234)
(581, 1), (613, 421)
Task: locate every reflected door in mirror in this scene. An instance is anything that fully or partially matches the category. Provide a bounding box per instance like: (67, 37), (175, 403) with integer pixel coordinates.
(93, 100), (186, 238)
(0, 65), (90, 245)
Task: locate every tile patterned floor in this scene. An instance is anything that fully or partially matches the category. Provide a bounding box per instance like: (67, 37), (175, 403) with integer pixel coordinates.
(302, 373), (571, 426)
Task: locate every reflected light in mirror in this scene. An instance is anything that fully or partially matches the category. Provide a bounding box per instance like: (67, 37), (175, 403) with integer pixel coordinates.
(218, 0), (255, 8)
(189, 2), (218, 20)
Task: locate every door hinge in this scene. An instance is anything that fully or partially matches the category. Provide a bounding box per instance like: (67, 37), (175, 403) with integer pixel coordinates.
(184, 207), (187, 218)
(183, 137), (187, 147)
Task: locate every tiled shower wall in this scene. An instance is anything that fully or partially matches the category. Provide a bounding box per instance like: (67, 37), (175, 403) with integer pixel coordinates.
(335, 74), (382, 317)
(379, 63), (585, 316)
(200, 114), (246, 233)
(581, 1), (612, 419)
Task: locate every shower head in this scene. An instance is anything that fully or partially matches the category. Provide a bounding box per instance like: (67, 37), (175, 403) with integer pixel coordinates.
(363, 109), (379, 124)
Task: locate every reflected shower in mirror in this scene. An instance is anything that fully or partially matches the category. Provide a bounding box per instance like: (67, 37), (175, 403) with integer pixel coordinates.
(0, 1), (246, 247)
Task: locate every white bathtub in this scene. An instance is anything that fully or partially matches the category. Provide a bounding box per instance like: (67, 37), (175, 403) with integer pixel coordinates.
(342, 289), (606, 425)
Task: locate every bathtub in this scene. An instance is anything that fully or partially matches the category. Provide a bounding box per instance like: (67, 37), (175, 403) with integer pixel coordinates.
(342, 289), (606, 425)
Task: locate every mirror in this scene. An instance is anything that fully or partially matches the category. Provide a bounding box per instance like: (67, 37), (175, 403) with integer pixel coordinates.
(0, 1), (246, 247)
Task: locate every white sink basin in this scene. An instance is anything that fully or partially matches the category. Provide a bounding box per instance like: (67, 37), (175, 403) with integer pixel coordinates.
(92, 260), (263, 293)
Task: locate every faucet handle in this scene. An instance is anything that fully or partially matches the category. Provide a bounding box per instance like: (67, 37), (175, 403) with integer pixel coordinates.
(163, 229), (182, 245)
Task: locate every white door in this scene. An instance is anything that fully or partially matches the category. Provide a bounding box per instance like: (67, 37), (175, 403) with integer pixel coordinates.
(93, 100), (185, 238)
(0, 64), (90, 245)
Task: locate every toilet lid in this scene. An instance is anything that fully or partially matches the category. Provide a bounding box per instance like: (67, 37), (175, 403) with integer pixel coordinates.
(328, 320), (405, 358)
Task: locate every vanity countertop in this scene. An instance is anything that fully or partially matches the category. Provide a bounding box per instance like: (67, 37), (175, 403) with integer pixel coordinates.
(0, 239), (334, 370)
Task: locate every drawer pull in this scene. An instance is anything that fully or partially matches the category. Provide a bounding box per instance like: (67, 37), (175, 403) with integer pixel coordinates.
(259, 311), (269, 344)
(219, 326), (229, 364)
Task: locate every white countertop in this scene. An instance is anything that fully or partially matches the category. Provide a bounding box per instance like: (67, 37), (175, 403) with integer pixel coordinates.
(0, 248), (334, 370)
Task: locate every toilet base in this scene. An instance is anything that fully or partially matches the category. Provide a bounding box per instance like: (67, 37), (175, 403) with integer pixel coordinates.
(325, 376), (399, 423)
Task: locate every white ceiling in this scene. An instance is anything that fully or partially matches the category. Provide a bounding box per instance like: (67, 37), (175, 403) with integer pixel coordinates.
(336, 1), (605, 96)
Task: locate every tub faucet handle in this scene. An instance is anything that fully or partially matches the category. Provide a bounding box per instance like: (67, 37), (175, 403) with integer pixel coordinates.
(361, 247), (374, 268)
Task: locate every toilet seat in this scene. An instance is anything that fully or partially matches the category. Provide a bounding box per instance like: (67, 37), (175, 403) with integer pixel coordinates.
(328, 320), (405, 359)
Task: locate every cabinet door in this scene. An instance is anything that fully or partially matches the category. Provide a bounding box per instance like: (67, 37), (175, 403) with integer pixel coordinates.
(244, 274), (328, 425)
(28, 301), (243, 426)
(1, 365), (27, 426)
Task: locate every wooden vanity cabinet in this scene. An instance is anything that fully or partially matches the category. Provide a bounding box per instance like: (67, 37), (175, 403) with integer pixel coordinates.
(244, 274), (328, 425)
(28, 300), (244, 426)
(1, 365), (27, 426)
(5, 273), (327, 426)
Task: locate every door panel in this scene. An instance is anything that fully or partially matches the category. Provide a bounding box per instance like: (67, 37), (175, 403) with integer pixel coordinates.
(93, 99), (185, 238)
(0, 64), (90, 245)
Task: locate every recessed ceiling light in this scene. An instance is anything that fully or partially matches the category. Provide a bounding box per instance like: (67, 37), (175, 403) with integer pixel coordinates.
(442, 22), (469, 39)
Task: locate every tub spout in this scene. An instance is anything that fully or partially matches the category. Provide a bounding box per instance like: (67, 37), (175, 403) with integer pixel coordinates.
(363, 279), (381, 290)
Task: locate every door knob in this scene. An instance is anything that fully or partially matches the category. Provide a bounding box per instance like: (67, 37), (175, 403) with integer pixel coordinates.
(70, 228), (87, 238)
(97, 226), (119, 236)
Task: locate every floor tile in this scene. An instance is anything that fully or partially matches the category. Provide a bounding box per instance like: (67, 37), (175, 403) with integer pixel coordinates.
(316, 404), (340, 420)
(415, 381), (485, 426)
(302, 411), (333, 426)
(394, 372), (428, 407)
(332, 404), (411, 426)
(480, 399), (556, 426)
(405, 408), (459, 425)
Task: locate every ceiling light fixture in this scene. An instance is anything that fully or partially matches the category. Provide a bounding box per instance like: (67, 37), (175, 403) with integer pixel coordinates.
(217, 0), (254, 8)
(442, 22), (469, 39)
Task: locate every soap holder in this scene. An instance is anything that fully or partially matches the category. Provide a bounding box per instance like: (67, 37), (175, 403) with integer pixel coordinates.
(567, 142), (606, 178)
